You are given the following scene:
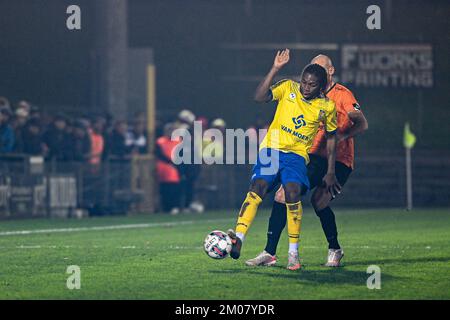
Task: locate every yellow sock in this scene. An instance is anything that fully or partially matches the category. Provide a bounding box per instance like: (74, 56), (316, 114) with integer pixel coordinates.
(286, 201), (303, 248)
(235, 192), (263, 237)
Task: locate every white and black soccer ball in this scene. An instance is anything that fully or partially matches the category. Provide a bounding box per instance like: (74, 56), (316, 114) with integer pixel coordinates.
(203, 230), (232, 259)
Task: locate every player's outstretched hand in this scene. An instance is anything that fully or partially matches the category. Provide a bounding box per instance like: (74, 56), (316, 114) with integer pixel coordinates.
(273, 49), (290, 70)
(323, 173), (342, 198)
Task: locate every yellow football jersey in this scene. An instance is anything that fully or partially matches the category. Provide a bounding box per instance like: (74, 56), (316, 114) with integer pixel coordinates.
(259, 79), (337, 163)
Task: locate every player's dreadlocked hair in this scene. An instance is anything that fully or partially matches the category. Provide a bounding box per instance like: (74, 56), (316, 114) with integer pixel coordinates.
(301, 63), (328, 93)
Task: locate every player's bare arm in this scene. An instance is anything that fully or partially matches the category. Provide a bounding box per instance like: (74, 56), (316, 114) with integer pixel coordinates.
(337, 111), (369, 142)
(254, 49), (290, 102)
(323, 132), (342, 197)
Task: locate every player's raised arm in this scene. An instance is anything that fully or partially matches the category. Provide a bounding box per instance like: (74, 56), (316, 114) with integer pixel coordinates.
(254, 49), (290, 103)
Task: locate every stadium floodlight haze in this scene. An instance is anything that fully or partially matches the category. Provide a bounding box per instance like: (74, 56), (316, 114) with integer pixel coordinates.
(0, 0), (449, 310)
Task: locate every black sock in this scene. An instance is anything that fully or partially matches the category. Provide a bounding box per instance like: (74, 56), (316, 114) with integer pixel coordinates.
(264, 201), (287, 256)
(316, 206), (341, 250)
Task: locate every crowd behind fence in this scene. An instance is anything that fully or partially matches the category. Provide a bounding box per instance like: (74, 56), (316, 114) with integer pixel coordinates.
(1, 99), (449, 219)
(0, 154), (155, 218)
(1, 149), (449, 219)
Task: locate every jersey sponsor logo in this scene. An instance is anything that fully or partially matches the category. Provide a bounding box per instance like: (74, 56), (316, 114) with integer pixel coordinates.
(318, 110), (326, 121)
(281, 125), (309, 142)
(292, 115), (306, 129)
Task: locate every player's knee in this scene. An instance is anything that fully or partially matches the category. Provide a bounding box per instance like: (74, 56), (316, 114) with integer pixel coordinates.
(312, 190), (330, 213)
(249, 179), (268, 199)
(284, 183), (301, 203)
(311, 195), (320, 212)
(312, 201), (323, 215)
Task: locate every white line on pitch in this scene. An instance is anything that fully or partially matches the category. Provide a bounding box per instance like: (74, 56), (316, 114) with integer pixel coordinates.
(0, 218), (233, 237)
(17, 245), (42, 249)
(0, 244), (435, 251)
(0, 245), (206, 250)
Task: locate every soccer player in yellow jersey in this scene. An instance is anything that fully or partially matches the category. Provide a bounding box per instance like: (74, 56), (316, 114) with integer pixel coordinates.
(227, 49), (341, 270)
(246, 55), (368, 268)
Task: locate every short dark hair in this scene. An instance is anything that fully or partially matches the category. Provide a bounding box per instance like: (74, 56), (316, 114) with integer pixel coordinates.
(301, 63), (328, 92)
(26, 118), (41, 128)
(0, 97), (10, 108)
(54, 113), (67, 123)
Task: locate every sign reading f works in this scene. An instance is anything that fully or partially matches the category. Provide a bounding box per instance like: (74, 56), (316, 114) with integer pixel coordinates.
(341, 44), (433, 88)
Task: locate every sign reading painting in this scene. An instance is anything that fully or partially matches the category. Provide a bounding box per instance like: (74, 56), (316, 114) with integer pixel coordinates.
(341, 44), (433, 88)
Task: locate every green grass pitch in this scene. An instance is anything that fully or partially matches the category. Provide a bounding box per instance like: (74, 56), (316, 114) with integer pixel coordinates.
(0, 208), (449, 299)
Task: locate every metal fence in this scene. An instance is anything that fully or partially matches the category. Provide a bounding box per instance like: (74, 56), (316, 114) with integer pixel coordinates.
(195, 149), (450, 209)
(0, 154), (156, 219)
(0, 149), (448, 219)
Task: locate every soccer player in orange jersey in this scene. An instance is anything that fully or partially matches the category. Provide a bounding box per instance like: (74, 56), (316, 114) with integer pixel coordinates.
(246, 54), (368, 268)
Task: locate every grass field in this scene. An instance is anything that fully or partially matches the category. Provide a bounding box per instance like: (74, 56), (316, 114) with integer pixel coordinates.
(0, 208), (449, 299)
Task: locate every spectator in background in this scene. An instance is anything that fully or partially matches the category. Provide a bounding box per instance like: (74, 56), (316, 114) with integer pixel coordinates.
(43, 114), (70, 161)
(89, 116), (106, 165)
(0, 97), (11, 111)
(197, 116), (209, 131)
(65, 118), (74, 136)
(16, 100), (31, 114)
(101, 112), (114, 160)
(11, 107), (29, 130)
(104, 112), (114, 132)
(211, 118), (226, 132)
(197, 115), (210, 153)
(21, 118), (46, 155)
(176, 109), (195, 130)
(78, 115), (92, 132)
(0, 108), (15, 153)
(29, 105), (41, 121)
(156, 123), (182, 215)
(69, 120), (91, 162)
(10, 107), (29, 152)
(203, 118), (226, 163)
(211, 118), (226, 159)
(126, 118), (148, 155)
(175, 109), (203, 213)
(108, 120), (132, 158)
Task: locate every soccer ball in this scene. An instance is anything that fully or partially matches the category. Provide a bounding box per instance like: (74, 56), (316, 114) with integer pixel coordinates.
(203, 230), (232, 259)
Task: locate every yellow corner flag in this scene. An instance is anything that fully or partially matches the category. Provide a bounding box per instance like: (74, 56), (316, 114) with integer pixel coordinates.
(403, 122), (416, 149)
